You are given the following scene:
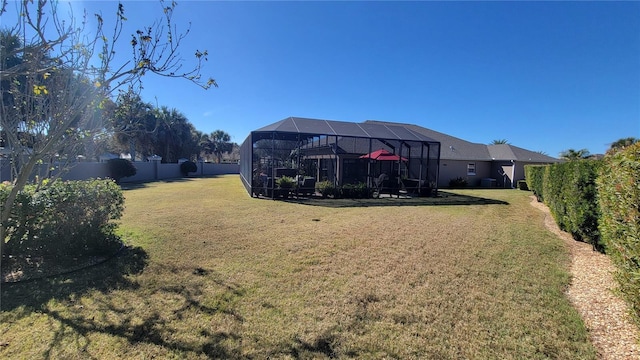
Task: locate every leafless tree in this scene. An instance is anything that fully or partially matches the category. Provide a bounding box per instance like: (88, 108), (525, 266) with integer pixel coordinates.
(0, 0), (216, 258)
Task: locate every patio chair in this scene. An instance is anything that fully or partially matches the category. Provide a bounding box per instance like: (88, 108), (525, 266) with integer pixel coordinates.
(374, 173), (389, 198)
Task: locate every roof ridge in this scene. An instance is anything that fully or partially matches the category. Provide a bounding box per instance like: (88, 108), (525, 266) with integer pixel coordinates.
(290, 117), (300, 133)
(355, 122), (372, 138)
(322, 119), (337, 135)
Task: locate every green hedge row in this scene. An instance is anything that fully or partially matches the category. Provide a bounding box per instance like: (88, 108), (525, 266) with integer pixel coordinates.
(596, 143), (640, 325)
(526, 160), (602, 248)
(315, 181), (373, 199)
(524, 165), (545, 201)
(526, 144), (640, 324)
(1, 179), (124, 258)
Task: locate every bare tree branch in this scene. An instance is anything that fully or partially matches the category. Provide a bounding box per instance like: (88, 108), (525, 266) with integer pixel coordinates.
(0, 0), (216, 260)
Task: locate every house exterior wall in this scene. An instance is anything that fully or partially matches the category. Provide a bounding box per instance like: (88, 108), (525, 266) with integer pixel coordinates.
(439, 160), (552, 189)
(489, 161), (540, 188)
(438, 160), (492, 187)
(490, 161), (514, 188)
(513, 161), (538, 185)
(514, 163), (526, 183)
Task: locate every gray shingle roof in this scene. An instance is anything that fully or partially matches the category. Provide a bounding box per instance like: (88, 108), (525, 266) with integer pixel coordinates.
(364, 120), (558, 163)
(364, 120), (490, 161)
(255, 117), (558, 163)
(487, 144), (559, 163)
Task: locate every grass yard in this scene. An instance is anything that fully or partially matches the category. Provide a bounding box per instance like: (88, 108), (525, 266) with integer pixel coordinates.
(0, 175), (596, 359)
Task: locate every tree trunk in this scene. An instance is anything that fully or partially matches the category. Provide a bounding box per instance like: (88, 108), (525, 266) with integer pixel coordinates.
(129, 137), (136, 162)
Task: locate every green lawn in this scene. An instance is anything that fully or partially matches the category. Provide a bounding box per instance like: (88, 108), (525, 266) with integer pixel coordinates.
(0, 175), (596, 359)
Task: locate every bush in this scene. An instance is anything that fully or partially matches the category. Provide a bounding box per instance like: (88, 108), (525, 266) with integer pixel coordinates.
(353, 182), (372, 199)
(275, 176), (295, 198)
(448, 177), (468, 189)
(541, 160), (602, 248)
(563, 160), (601, 247)
(106, 158), (137, 183)
(180, 160), (198, 176)
(525, 165), (545, 201)
(276, 176), (295, 189)
(517, 180), (529, 191)
(524, 150), (640, 325)
(597, 143), (640, 324)
(543, 163), (568, 231)
(315, 181), (336, 198)
(340, 183), (371, 199)
(2, 179), (124, 258)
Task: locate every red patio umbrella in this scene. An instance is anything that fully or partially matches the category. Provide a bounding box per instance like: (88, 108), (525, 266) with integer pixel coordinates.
(359, 149), (407, 161)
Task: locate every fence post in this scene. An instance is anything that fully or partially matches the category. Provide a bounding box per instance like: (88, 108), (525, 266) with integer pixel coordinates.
(147, 155), (162, 180)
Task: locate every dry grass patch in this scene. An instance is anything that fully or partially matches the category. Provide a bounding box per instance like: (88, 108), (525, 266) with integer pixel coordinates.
(0, 176), (596, 358)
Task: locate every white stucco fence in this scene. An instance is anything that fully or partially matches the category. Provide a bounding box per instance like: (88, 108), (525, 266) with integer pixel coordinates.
(0, 160), (239, 183)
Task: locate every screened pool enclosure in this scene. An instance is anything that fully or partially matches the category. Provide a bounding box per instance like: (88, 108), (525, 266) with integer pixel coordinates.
(240, 117), (441, 198)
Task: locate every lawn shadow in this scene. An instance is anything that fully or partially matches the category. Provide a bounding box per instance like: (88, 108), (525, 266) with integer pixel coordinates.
(1, 250), (246, 358)
(282, 191), (509, 208)
(0, 245), (149, 312)
(119, 182), (150, 190)
(120, 175), (224, 191)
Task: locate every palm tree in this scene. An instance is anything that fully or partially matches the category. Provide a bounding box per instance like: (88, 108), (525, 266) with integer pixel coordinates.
(559, 148), (590, 161)
(155, 107), (199, 162)
(107, 89), (156, 161)
(490, 139), (510, 145)
(202, 130), (232, 163)
(609, 137), (638, 153)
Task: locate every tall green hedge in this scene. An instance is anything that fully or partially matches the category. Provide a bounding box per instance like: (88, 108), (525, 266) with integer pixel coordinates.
(564, 160), (601, 247)
(597, 143), (640, 324)
(526, 160), (602, 249)
(543, 163), (568, 232)
(525, 165), (546, 201)
(525, 148), (640, 326)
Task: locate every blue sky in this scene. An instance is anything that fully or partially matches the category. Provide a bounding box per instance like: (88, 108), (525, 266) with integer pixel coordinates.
(12, 1), (640, 156)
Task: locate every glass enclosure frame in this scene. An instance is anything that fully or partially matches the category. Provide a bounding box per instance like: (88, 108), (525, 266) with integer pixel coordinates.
(240, 118), (440, 198)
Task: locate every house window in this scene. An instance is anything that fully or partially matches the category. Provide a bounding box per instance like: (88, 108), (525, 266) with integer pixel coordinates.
(467, 163), (476, 176)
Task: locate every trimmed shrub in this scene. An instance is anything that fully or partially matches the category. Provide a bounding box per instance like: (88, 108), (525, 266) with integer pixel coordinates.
(543, 163), (568, 231)
(180, 160), (198, 176)
(564, 160), (601, 247)
(340, 182), (371, 199)
(276, 176), (295, 189)
(354, 182), (373, 199)
(2, 179), (124, 258)
(106, 158), (137, 183)
(525, 165), (545, 201)
(541, 160), (602, 248)
(316, 181), (336, 198)
(517, 180), (529, 191)
(448, 177), (468, 189)
(597, 143), (640, 324)
(340, 183), (355, 198)
(275, 176), (295, 198)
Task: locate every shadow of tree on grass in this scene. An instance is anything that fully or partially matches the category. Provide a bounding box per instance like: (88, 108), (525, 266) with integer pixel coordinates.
(120, 175), (226, 191)
(1, 246), (148, 312)
(0, 250), (246, 358)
